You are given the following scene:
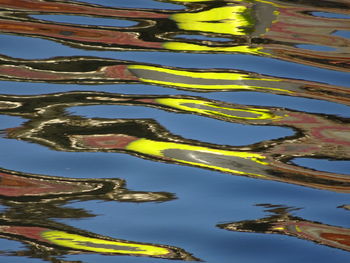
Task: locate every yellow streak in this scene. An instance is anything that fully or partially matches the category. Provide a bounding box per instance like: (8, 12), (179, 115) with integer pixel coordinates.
(128, 64), (291, 93)
(126, 138), (268, 177)
(155, 98), (284, 120)
(42, 231), (170, 255)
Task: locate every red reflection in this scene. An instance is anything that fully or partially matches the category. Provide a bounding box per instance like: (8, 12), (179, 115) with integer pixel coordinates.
(219, 205), (350, 252)
(0, 171), (98, 197)
(0, 19), (163, 49)
(0, 0), (169, 18)
(0, 55), (349, 105)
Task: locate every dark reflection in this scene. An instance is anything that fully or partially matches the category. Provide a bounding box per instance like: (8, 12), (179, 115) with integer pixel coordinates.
(218, 204), (350, 252)
(2, 91), (350, 192)
(1, 55), (349, 105)
(339, 204), (350, 211)
(0, 167), (200, 261)
(0, 0), (349, 71)
(0, 167), (175, 202)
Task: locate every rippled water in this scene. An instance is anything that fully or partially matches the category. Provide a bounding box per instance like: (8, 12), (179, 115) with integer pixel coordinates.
(0, 0), (349, 262)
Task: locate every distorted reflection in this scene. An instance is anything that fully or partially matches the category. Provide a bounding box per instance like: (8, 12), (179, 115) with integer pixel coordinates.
(0, 0), (171, 18)
(0, 0), (349, 71)
(218, 204), (350, 252)
(0, 167), (175, 202)
(1, 55), (349, 105)
(1, 91), (349, 158)
(0, 0), (349, 262)
(2, 92), (349, 192)
(0, 220), (198, 261)
(339, 204), (350, 211)
(0, 167), (200, 261)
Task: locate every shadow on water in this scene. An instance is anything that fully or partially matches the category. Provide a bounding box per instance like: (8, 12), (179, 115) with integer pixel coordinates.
(0, 0), (349, 262)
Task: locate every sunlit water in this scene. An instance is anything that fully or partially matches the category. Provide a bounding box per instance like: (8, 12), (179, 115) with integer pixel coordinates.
(0, 0), (349, 262)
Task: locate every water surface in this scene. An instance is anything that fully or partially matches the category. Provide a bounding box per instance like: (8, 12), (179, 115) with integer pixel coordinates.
(0, 0), (349, 262)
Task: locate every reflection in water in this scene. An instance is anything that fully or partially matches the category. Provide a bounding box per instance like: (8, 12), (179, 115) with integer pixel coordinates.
(0, 0), (171, 18)
(0, 167), (175, 202)
(339, 204), (350, 211)
(0, 168), (199, 261)
(1, 0), (350, 71)
(0, 220), (198, 261)
(0, 0), (349, 262)
(0, 55), (349, 105)
(2, 92), (349, 192)
(218, 204), (350, 252)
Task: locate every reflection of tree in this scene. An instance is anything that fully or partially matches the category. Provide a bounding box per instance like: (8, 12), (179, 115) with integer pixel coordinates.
(2, 91), (350, 192)
(0, 168), (199, 262)
(0, 0), (349, 71)
(218, 204), (350, 253)
(1, 55), (349, 105)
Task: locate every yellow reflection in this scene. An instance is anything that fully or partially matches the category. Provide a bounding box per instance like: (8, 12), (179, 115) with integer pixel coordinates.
(155, 98), (285, 120)
(42, 230), (171, 256)
(163, 42), (265, 54)
(172, 6), (251, 35)
(272, 226), (285, 231)
(125, 138), (269, 177)
(164, 3), (271, 54)
(168, 0), (281, 7)
(168, 0), (216, 2)
(127, 65), (289, 92)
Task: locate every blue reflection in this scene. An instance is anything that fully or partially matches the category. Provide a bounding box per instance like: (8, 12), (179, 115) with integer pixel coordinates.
(69, 104), (294, 146)
(312, 12), (350, 19)
(297, 44), (336, 52)
(1, 34), (349, 89)
(333, 30), (350, 38)
(293, 158), (350, 175)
